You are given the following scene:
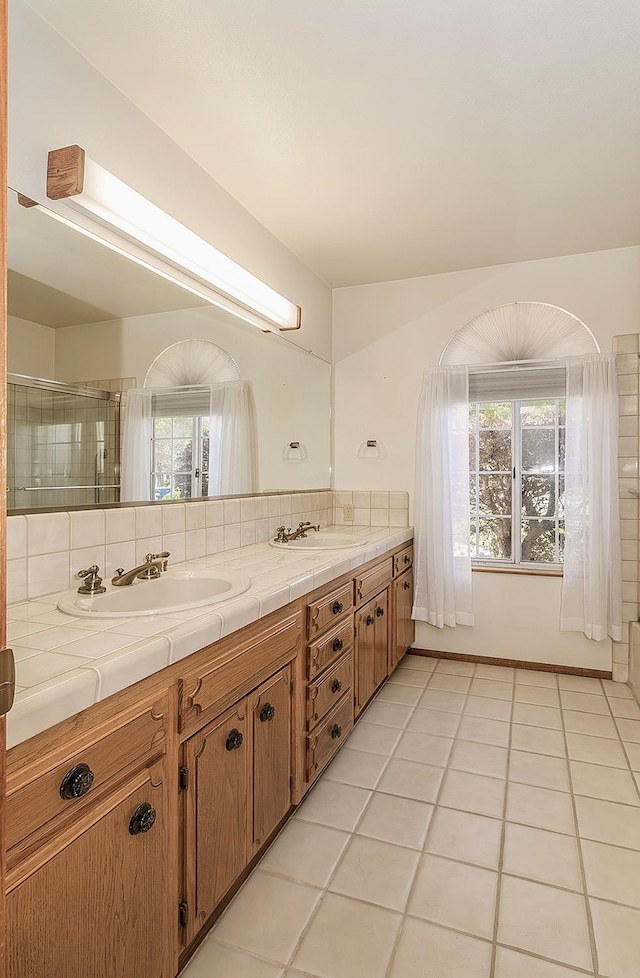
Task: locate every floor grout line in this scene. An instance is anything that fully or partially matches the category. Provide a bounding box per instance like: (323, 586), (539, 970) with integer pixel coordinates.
(488, 661), (517, 978)
(559, 675), (600, 976)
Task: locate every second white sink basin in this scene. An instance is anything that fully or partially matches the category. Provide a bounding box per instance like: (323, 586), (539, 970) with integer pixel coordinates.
(58, 567), (251, 618)
(269, 531), (363, 552)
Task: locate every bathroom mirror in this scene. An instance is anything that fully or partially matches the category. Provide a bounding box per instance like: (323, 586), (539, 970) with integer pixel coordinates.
(6, 189), (331, 512)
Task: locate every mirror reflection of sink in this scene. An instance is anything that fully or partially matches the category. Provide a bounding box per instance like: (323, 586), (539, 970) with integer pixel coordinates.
(57, 568), (251, 618)
(269, 531), (363, 552)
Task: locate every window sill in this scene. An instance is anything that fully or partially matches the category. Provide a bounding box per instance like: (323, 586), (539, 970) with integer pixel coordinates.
(472, 565), (563, 578)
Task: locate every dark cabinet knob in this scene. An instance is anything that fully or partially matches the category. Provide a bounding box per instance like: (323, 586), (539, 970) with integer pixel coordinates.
(404, 554), (410, 564)
(332, 638), (343, 653)
(331, 678), (342, 693)
(331, 724), (342, 739)
(332, 601), (344, 615)
(366, 615), (374, 626)
(376, 606), (385, 617)
(60, 763), (95, 800)
(226, 728), (244, 751)
(129, 802), (157, 836)
(403, 580), (411, 590)
(260, 703), (276, 723)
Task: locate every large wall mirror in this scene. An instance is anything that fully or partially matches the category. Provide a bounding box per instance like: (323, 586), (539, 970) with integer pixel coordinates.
(7, 189), (331, 513)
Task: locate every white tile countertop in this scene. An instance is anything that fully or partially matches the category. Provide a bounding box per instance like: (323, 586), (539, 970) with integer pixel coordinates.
(7, 525), (413, 749)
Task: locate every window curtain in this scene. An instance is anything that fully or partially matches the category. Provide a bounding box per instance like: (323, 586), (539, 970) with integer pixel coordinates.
(209, 381), (258, 496)
(413, 364), (474, 628)
(561, 353), (622, 642)
(120, 389), (153, 501)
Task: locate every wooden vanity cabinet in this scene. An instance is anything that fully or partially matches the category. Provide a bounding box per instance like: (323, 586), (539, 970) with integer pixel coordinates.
(250, 667), (292, 854)
(181, 701), (249, 944)
(177, 608), (300, 949)
(389, 544), (414, 672)
(355, 589), (389, 716)
(7, 757), (171, 978)
(5, 537), (413, 978)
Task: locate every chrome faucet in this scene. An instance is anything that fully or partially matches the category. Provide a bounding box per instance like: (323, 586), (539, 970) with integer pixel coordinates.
(111, 552), (170, 587)
(274, 522), (320, 543)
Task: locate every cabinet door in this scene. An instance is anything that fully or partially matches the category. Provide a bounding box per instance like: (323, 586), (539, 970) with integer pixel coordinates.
(391, 570), (415, 671)
(183, 701), (248, 943)
(373, 589), (389, 689)
(355, 597), (377, 716)
(250, 666), (292, 853)
(7, 762), (169, 978)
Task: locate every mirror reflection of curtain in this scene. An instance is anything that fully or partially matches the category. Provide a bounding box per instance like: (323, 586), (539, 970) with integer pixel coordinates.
(210, 381), (258, 496)
(121, 389), (153, 501)
(120, 382), (258, 501)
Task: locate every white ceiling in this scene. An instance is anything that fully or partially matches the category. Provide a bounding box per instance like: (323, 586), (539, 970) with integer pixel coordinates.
(25, 0), (640, 287)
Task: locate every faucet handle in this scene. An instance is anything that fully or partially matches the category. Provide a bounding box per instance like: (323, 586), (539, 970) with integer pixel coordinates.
(145, 551), (170, 571)
(77, 565), (107, 596)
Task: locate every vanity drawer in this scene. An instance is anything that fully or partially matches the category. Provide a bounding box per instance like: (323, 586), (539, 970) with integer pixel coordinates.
(308, 619), (354, 680)
(307, 652), (353, 729)
(355, 559), (393, 605)
(180, 613), (301, 736)
(6, 691), (169, 854)
(393, 546), (413, 576)
(307, 582), (354, 639)
(306, 693), (353, 782)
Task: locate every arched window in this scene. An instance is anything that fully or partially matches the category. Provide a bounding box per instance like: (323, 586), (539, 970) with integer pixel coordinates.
(121, 340), (256, 500)
(439, 302), (599, 568)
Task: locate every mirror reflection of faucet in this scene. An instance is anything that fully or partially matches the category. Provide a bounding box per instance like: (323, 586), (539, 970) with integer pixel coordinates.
(274, 522), (320, 543)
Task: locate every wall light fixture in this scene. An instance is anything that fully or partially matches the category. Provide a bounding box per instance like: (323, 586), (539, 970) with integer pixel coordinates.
(45, 145), (301, 334)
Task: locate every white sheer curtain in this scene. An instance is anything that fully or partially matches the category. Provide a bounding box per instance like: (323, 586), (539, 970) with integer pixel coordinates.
(209, 381), (258, 496)
(413, 365), (474, 628)
(120, 389), (153, 501)
(561, 354), (622, 642)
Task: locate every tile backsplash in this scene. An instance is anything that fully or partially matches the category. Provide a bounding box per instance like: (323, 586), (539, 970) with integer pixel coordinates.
(7, 491), (333, 602)
(7, 487), (412, 603)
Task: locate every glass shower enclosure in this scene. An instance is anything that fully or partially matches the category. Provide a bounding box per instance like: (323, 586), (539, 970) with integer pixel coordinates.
(7, 374), (121, 511)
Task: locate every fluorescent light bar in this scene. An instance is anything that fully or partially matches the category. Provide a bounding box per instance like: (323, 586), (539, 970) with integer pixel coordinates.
(46, 146), (301, 332)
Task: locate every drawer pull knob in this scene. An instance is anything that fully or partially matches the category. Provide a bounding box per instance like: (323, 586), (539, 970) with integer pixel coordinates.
(366, 615), (374, 626)
(332, 638), (344, 653)
(60, 763), (95, 800)
(331, 679), (342, 693)
(129, 802), (157, 836)
(404, 555), (410, 564)
(260, 703), (276, 723)
(403, 580), (411, 590)
(226, 729), (244, 751)
(376, 606), (385, 618)
(331, 724), (343, 739)
(332, 600), (344, 615)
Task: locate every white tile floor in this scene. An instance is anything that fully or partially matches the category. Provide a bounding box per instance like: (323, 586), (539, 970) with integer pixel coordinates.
(181, 655), (640, 978)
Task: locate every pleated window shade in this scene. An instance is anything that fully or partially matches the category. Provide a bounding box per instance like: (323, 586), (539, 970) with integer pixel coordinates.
(150, 387), (212, 417)
(468, 364), (566, 402)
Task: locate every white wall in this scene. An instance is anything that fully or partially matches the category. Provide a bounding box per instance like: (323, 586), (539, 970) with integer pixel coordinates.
(7, 315), (55, 377)
(333, 246), (640, 670)
(54, 305), (331, 493)
(8, 0), (332, 361)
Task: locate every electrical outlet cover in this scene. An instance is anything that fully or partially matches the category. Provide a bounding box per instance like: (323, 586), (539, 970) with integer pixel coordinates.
(344, 504), (355, 521)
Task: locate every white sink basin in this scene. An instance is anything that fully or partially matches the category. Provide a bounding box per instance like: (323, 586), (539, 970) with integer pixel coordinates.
(58, 567), (251, 618)
(269, 531), (363, 552)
